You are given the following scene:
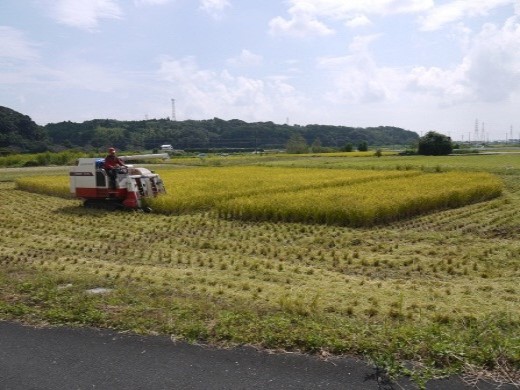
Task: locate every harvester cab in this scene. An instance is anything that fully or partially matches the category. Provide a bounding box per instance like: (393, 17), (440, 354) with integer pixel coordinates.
(70, 153), (167, 211)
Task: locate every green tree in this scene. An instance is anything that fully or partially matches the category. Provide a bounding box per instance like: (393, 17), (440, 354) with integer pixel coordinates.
(286, 133), (309, 154)
(418, 131), (453, 156)
(91, 126), (126, 150)
(311, 137), (325, 153)
(343, 142), (353, 152)
(357, 141), (368, 152)
(0, 106), (48, 152)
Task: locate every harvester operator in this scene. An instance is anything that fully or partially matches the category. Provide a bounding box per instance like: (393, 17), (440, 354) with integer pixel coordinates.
(104, 147), (126, 188)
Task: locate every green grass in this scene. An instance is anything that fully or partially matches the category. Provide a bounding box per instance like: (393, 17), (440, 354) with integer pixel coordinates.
(163, 151), (520, 175)
(0, 153), (519, 387)
(261, 153), (520, 174)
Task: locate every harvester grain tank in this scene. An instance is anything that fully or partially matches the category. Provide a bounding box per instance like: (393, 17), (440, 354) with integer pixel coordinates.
(69, 153), (167, 211)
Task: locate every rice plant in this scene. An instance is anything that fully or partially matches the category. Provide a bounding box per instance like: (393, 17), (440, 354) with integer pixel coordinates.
(218, 172), (503, 226)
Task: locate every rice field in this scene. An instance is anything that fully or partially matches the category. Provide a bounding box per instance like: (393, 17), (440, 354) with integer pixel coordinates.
(216, 171), (502, 226)
(149, 167), (421, 214)
(16, 175), (71, 198)
(15, 166), (502, 227)
(2, 154), (519, 386)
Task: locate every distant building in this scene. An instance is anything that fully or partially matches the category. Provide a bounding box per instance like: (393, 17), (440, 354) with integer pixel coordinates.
(160, 144), (173, 151)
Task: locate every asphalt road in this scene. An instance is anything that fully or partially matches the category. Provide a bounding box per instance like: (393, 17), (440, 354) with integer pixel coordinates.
(0, 321), (515, 390)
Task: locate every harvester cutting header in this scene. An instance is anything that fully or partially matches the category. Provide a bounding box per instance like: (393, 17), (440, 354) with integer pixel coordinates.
(70, 148), (167, 211)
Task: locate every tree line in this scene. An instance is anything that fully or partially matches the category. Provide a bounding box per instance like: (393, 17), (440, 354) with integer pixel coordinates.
(1, 105), (419, 155)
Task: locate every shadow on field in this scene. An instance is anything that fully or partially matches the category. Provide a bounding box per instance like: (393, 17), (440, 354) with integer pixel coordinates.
(55, 205), (121, 216)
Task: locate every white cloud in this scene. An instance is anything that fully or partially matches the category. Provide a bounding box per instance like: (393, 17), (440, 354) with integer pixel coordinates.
(157, 57), (304, 121)
(317, 34), (395, 104)
(409, 15), (520, 104)
(347, 34), (381, 52)
(419, 0), (515, 31)
(134, 0), (171, 5)
(407, 64), (471, 105)
(280, 0), (432, 17)
(269, 0), (433, 37)
(227, 50), (263, 67)
(269, 14), (334, 37)
(465, 16), (520, 101)
(199, 0), (230, 19)
(345, 15), (372, 28)
(45, 0), (123, 31)
(0, 26), (39, 61)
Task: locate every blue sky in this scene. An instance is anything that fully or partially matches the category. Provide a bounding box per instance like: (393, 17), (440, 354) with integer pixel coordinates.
(1, 0), (520, 141)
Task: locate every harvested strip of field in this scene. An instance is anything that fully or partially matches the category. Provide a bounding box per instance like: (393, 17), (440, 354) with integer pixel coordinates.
(218, 172), (503, 226)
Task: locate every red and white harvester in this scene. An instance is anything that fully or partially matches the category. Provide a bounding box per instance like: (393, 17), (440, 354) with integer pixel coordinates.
(69, 153), (167, 211)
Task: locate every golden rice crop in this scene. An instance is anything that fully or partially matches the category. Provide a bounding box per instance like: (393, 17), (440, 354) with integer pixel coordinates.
(217, 172), (503, 226)
(15, 176), (71, 199)
(148, 166), (420, 213)
(15, 168), (503, 227)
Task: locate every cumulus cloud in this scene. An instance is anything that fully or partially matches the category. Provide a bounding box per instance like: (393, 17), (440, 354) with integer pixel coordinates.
(465, 16), (520, 101)
(317, 34), (396, 104)
(409, 15), (520, 104)
(158, 56), (265, 111)
(407, 65), (471, 105)
(269, 0), (516, 40)
(269, 5), (335, 37)
(280, 0), (432, 17)
(345, 14), (372, 28)
(419, 0), (515, 31)
(227, 49), (263, 67)
(199, 0), (230, 19)
(134, 0), (171, 5)
(0, 26), (39, 61)
(157, 57), (304, 121)
(269, 0), (433, 36)
(44, 0), (122, 31)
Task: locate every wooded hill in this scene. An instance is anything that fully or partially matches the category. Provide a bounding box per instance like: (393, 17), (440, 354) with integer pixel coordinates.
(0, 106), (48, 154)
(1, 106), (419, 154)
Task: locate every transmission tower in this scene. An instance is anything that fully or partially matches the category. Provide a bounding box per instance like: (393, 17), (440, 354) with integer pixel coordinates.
(474, 119), (479, 144)
(171, 98), (176, 121)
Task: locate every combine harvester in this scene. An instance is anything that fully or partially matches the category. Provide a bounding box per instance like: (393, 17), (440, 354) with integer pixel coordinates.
(69, 153), (167, 211)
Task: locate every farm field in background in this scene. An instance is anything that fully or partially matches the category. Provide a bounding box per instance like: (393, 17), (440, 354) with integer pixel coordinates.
(1, 153), (519, 386)
(164, 150), (520, 173)
(261, 153), (520, 174)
